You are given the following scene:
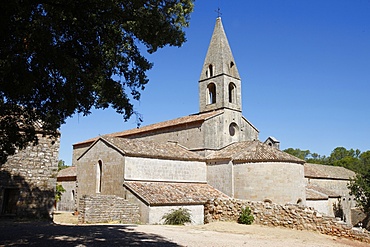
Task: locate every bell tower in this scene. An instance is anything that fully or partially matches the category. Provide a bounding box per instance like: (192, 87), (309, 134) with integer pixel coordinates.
(199, 17), (242, 113)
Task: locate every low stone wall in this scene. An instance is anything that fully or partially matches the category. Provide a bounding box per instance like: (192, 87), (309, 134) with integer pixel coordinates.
(205, 198), (370, 243)
(78, 195), (140, 224)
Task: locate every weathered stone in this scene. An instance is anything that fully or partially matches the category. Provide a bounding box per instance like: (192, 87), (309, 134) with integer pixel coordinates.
(204, 198), (370, 243)
(0, 133), (59, 219)
(78, 195), (140, 224)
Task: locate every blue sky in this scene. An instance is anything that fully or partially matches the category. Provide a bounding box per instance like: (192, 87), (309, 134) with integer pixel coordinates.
(59, 0), (370, 165)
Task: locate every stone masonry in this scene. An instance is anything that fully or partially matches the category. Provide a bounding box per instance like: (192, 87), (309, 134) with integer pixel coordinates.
(0, 133), (59, 218)
(205, 198), (370, 243)
(78, 195), (140, 224)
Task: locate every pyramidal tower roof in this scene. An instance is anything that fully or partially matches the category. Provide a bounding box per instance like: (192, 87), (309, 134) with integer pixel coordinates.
(199, 17), (240, 81)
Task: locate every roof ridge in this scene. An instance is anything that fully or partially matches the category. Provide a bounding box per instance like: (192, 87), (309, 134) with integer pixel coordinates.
(95, 136), (205, 162)
(207, 140), (304, 163)
(73, 110), (224, 147)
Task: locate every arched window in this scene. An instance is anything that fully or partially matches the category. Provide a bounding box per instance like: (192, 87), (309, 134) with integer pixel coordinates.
(207, 64), (214, 78)
(229, 122), (239, 137)
(96, 160), (102, 193)
(229, 61), (236, 76)
(264, 199), (272, 204)
(228, 82), (236, 103)
(207, 83), (216, 104)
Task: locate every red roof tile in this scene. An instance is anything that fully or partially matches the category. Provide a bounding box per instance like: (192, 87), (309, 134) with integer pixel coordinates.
(57, 166), (76, 178)
(78, 137), (204, 161)
(305, 188), (328, 200)
(73, 110), (223, 147)
(207, 141), (304, 163)
(124, 181), (229, 206)
(304, 163), (356, 180)
(307, 184), (340, 198)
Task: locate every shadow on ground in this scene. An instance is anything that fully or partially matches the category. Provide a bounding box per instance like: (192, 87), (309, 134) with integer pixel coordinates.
(0, 221), (179, 246)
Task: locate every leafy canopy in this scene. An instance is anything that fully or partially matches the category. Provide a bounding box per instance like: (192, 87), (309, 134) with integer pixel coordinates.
(348, 151), (370, 219)
(58, 159), (69, 171)
(0, 0), (194, 164)
(283, 146), (365, 172)
(348, 169), (370, 212)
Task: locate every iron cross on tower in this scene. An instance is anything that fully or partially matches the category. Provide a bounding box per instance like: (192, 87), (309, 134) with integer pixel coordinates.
(215, 7), (222, 18)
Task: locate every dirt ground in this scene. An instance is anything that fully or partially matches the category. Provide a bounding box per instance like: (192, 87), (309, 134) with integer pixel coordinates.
(0, 211), (367, 247)
(49, 213), (370, 247)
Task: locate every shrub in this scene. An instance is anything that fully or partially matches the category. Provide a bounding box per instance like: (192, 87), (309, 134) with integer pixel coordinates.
(162, 208), (192, 225)
(238, 206), (254, 225)
(55, 184), (66, 202)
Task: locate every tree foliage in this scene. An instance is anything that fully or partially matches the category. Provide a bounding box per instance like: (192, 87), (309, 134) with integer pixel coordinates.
(58, 159), (69, 171)
(283, 146), (367, 172)
(0, 0), (194, 164)
(348, 171), (370, 211)
(283, 148), (326, 164)
(283, 148), (311, 160)
(55, 184), (66, 202)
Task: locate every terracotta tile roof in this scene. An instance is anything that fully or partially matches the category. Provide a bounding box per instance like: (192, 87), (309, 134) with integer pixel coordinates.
(304, 163), (356, 180)
(306, 188), (328, 200)
(85, 136), (204, 161)
(124, 181), (229, 206)
(73, 110), (223, 146)
(57, 166), (76, 178)
(306, 184), (340, 198)
(206, 141), (304, 164)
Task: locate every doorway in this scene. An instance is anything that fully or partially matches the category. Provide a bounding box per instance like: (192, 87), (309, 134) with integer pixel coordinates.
(1, 188), (19, 215)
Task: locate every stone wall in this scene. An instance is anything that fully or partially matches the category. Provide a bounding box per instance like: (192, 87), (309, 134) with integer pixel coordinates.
(78, 195), (140, 224)
(76, 140), (126, 207)
(306, 178), (356, 224)
(125, 156), (206, 182)
(0, 133), (59, 219)
(204, 198), (370, 243)
(306, 178), (352, 197)
(148, 205), (204, 225)
(233, 162), (305, 205)
(56, 180), (76, 212)
(207, 161), (233, 197)
(203, 109), (259, 150)
(125, 122), (205, 152)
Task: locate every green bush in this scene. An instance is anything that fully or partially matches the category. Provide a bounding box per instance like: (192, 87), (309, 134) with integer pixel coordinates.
(162, 208), (192, 225)
(238, 206), (254, 225)
(55, 184), (66, 202)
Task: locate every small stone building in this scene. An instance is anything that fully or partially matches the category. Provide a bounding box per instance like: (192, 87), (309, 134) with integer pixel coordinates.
(124, 181), (229, 224)
(264, 136), (280, 149)
(56, 166), (77, 212)
(0, 133), (60, 218)
(304, 163), (356, 224)
(304, 163), (356, 223)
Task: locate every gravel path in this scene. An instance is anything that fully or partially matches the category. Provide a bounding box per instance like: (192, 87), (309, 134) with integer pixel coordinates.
(136, 222), (367, 247)
(0, 213), (367, 247)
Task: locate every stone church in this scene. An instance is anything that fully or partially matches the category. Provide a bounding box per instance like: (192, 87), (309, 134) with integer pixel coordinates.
(73, 18), (355, 224)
